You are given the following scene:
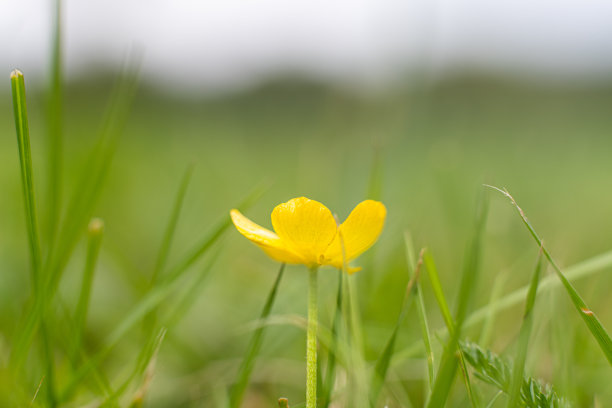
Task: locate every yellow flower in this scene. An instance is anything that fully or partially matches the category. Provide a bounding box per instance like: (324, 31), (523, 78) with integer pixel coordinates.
(230, 197), (386, 273)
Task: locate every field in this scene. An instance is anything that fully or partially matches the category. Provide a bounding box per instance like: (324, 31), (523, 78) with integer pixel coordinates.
(1, 71), (612, 407)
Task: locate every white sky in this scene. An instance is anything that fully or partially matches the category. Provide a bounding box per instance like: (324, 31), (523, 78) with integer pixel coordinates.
(2, 0), (612, 95)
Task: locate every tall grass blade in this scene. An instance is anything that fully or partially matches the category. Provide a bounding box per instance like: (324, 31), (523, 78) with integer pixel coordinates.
(320, 270), (343, 408)
(486, 185), (612, 365)
(72, 218), (105, 359)
(162, 250), (221, 330)
(58, 184), (263, 402)
(507, 250), (543, 408)
(423, 251), (454, 335)
(49, 58), (141, 292)
(150, 164), (194, 285)
(145, 164), (194, 329)
(10, 70), (42, 288)
(45, 0), (63, 250)
(229, 263), (285, 408)
(164, 182), (268, 283)
(405, 233), (435, 390)
(10, 69), (57, 406)
(427, 192), (488, 408)
(10, 59), (141, 376)
(369, 248), (424, 406)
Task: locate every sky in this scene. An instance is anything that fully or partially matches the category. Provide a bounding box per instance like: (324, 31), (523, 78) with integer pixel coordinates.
(2, 0), (612, 95)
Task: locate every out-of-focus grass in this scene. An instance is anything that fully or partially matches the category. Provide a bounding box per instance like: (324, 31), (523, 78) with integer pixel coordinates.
(1, 74), (612, 406)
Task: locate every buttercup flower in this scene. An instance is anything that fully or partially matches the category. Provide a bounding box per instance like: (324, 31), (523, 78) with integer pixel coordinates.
(230, 197), (386, 272)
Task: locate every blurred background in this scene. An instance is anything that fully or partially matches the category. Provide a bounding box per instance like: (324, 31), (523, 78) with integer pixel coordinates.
(1, 0), (612, 406)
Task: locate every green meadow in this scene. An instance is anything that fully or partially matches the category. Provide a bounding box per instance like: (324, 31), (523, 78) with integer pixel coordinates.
(1, 66), (612, 407)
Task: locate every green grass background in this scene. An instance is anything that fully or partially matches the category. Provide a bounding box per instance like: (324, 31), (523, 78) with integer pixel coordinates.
(1, 74), (612, 406)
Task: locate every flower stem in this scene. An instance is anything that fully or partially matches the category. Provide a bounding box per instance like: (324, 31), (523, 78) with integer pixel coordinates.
(307, 266), (319, 408)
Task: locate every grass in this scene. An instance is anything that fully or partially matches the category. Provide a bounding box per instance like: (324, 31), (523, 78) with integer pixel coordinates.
(2, 9), (612, 406)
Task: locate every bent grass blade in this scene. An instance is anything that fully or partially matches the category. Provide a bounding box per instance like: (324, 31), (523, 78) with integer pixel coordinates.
(486, 185), (612, 365)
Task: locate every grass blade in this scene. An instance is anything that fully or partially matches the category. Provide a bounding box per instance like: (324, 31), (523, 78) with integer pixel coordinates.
(395, 247), (612, 365)
(45, 0), (63, 250)
(58, 183), (263, 401)
(150, 164), (194, 285)
(229, 263), (285, 408)
(369, 248), (424, 406)
(486, 185), (612, 365)
(11, 69), (57, 405)
(427, 192), (488, 408)
(10, 59), (141, 376)
(506, 250), (543, 408)
(145, 164), (194, 329)
(423, 250), (454, 335)
(72, 218), (105, 359)
(107, 328), (167, 406)
(48, 58), (141, 293)
(320, 270), (343, 408)
(164, 181), (268, 284)
(10, 69), (42, 288)
(405, 234), (435, 390)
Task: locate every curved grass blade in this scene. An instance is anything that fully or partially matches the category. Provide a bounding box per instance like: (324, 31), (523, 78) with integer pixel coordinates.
(486, 185), (612, 365)
(229, 263), (285, 408)
(507, 250), (543, 408)
(395, 247), (612, 366)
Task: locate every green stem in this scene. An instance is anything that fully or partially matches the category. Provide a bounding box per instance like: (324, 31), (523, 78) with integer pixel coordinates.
(307, 266), (319, 408)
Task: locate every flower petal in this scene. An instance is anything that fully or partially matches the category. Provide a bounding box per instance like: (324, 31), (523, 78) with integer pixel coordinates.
(323, 200), (386, 267)
(230, 209), (304, 264)
(271, 197), (337, 265)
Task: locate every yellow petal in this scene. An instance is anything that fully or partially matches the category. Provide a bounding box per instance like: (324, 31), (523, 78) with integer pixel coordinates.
(230, 209), (304, 264)
(323, 200), (386, 267)
(271, 197), (338, 265)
